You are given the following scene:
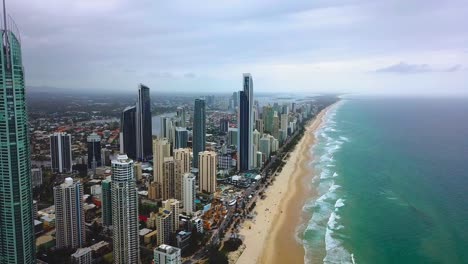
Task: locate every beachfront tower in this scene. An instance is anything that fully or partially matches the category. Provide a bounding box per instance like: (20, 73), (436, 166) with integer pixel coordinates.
(0, 5), (36, 262)
(136, 84), (152, 160)
(237, 73), (254, 171)
(193, 99), (206, 168)
(50, 132), (73, 173)
(111, 154), (140, 264)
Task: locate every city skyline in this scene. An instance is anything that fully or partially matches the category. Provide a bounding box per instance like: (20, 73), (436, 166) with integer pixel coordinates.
(6, 0), (468, 95)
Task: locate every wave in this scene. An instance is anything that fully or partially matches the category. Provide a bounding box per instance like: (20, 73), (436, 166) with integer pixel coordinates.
(303, 101), (355, 264)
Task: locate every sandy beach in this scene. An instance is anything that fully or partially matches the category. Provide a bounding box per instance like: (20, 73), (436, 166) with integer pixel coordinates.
(236, 107), (330, 264)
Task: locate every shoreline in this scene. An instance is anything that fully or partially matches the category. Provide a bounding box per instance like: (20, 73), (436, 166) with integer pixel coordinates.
(236, 106), (331, 264)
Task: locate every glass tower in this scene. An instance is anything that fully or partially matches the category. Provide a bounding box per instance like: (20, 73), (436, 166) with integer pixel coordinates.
(136, 84), (152, 160)
(237, 73), (254, 171)
(0, 12), (35, 264)
(192, 99), (206, 168)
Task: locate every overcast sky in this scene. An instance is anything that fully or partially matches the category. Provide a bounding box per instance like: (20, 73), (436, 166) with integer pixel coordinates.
(8, 0), (468, 95)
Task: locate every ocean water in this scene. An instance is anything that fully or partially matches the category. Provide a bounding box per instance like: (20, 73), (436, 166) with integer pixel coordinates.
(302, 97), (468, 264)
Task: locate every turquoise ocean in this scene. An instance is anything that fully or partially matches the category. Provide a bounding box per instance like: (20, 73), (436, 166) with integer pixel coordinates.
(302, 97), (468, 264)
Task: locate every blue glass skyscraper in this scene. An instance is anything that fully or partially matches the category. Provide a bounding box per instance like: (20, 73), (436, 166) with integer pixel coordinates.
(0, 5), (35, 263)
(193, 99), (206, 168)
(237, 73), (254, 171)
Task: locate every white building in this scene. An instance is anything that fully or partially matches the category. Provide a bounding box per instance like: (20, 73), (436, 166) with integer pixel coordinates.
(153, 244), (181, 264)
(111, 154), (139, 264)
(54, 178), (86, 249)
(163, 199), (180, 233)
(71, 247), (92, 264)
(182, 173), (196, 214)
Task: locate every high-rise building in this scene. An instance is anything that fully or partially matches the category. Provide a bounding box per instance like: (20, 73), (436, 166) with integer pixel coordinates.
(259, 136), (271, 158)
(227, 128), (238, 147)
(32, 168), (43, 188)
(199, 151), (217, 193)
(237, 73), (254, 171)
(174, 148), (191, 174)
(136, 84), (152, 160)
(231, 92), (238, 108)
(54, 178), (86, 249)
(192, 99), (206, 168)
(101, 148), (111, 166)
(120, 106), (137, 159)
(0, 12), (36, 262)
(281, 113), (289, 131)
(272, 112), (280, 139)
(160, 116), (173, 140)
(153, 244), (182, 264)
(156, 210), (172, 246)
(263, 105), (274, 134)
(219, 118), (229, 134)
(101, 178), (112, 227)
(50, 132), (73, 173)
(162, 157), (181, 200)
(176, 107), (186, 127)
(111, 154), (139, 264)
(87, 133), (102, 174)
(163, 199), (180, 233)
(153, 138), (171, 197)
(174, 127), (188, 149)
(255, 119), (264, 135)
(182, 173), (196, 214)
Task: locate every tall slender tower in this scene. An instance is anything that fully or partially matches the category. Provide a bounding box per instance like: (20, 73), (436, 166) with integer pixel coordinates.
(0, 2), (36, 262)
(120, 106), (136, 159)
(54, 178), (86, 249)
(111, 154), (139, 264)
(237, 73), (254, 171)
(192, 99), (206, 168)
(136, 84), (152, 160)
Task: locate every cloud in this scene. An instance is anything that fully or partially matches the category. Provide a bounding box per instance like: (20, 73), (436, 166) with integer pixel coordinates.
(375, 62), (463, 74)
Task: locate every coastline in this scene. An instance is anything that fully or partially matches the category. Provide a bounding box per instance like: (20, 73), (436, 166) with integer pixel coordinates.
(236, 106), (331, 264)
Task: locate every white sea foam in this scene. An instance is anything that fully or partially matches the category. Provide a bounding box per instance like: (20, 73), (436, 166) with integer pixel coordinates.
(335, 198), (345, 208)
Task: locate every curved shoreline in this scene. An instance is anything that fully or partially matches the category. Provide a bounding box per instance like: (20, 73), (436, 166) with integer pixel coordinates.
(236, 107), (331, 264)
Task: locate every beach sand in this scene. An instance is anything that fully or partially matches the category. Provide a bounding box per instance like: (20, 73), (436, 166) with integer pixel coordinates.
(236, 108), (329, 264)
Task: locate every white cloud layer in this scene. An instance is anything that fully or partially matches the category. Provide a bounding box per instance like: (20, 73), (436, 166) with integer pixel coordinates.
(7, 0), (468, 94)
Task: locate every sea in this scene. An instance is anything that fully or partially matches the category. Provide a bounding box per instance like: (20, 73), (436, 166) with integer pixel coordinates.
(302, 97), (468, 264)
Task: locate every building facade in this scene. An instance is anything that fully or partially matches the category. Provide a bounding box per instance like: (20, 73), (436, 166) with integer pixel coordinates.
(237, 73), (254, 171)
(120, 106), (137, 159)
(101, 179), (112, 227)
(54, 178), (86, 249)
(182, 173), (196, 214)
(136, 84), (152, 160)
(153, 244), (181, 264)
(192, 99), (206, 168)
(111, 154), (139, 264)
(50, 132), (72, 173)
(87, 133), (101, 173)
(0, 19), (36, 263)
(199, 151), (217, 193)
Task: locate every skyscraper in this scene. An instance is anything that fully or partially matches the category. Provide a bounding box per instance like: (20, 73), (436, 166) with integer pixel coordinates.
(176, 107), (186, 127)
(163, 199), (180, 233)
(111, 154), (139, 264)
(174, 148), (191, 174)
(199, 151), (217, 193)
(237, 73), (254, 171)
(0, 9), (35, 262)
(192, 99), (206, 168)
(101, 178), (112, 227)
(156, 210), (172, 246)
(182, 173), (196, 214)
(120, 106), (137, 159)
(50, 132), (73, 173)
(162, 157), (181, 200)
(54, 178), (86, 249)
(153, 138), (171, 197)
(87, 133), (102, 174)
(174, 127), (188, 149)
(227, 128), (238, 147)
(136, 84), (152, 160)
